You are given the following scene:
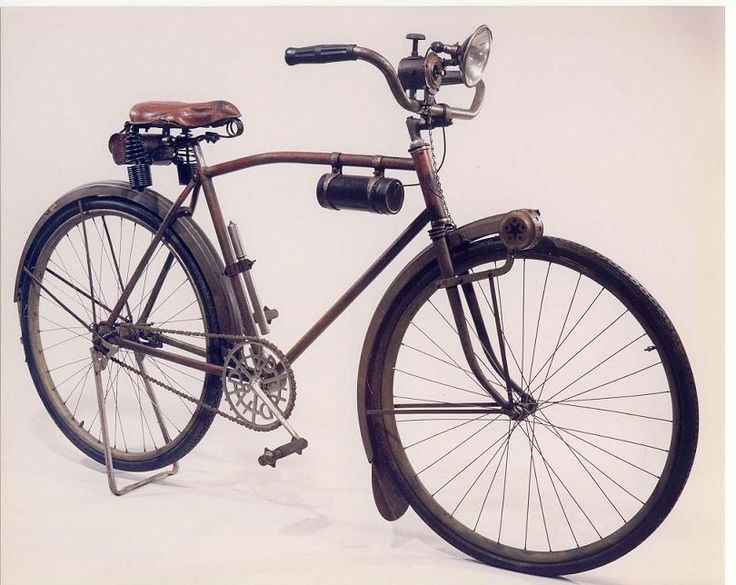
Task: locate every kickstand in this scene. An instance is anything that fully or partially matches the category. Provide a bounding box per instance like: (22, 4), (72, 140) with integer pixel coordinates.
(91, 348), (180, 495)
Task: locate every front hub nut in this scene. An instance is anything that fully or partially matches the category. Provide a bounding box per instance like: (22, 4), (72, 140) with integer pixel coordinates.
(499, 209), (543, 251)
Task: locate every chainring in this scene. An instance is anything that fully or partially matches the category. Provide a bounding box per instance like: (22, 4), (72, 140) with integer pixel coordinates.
(222, 338), (296, 431)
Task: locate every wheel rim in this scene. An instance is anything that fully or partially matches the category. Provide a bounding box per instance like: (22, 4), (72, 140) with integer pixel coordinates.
(25, 205), (214, 463)
(380, 241), (681, 563)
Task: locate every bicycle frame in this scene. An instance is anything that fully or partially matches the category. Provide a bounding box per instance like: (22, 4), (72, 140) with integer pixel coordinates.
(101, 117), (513, 411)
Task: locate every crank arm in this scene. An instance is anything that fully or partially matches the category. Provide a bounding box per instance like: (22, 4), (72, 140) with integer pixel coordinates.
(247, 378), (302, 441)
(250, 381), (307, 468)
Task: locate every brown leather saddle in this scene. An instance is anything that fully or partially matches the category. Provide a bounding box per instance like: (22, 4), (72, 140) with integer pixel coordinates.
(129, 100), (241, 128)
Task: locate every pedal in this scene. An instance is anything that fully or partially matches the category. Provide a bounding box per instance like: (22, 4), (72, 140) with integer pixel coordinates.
(258, 437), (308, 468)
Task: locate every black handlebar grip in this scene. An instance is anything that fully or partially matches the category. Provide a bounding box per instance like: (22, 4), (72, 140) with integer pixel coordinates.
(284, 44), (358, 65)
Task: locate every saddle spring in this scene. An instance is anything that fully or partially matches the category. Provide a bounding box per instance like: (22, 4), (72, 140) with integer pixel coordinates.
(174, 143), (198, 185)
(124, 132), (153, 191)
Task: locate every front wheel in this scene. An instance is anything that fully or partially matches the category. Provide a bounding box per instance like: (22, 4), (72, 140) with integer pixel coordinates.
(367, 236), (698, 575)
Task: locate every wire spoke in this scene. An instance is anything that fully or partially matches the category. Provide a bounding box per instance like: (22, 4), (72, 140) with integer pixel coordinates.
(155, 298), (199, 328)
(544, 390), (669, 405)
(515, 421), (602, 539)
(528, 418), (669, 453)
(473, 419), (514, 531)
(526, 262), (551, 392)
(421, 303), (492, 390)
(47, 256), (95, 324)
(451, 422), (518, 515)
(403, 412), (496, 449)
(61, 363), (93, 404)
(393, 367), (488, 398)
(548, 421), (661, 479)
(542, 402), (672, 423)
(534, 411), (635, 516)
(400, 343), (475, 374)
(529, 285), (603, 391)
(416, 414), (504, 475)
(530, 330), (643, 399)
(539, 362), (662, 407)
(432, 424), (516, 497)
(473, 272), (528, 389)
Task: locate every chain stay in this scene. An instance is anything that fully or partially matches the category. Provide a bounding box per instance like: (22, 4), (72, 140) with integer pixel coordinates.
(110, 324), (295, 432)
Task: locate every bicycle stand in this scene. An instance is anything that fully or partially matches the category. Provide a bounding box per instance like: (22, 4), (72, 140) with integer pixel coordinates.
(90, 348), (180, 496)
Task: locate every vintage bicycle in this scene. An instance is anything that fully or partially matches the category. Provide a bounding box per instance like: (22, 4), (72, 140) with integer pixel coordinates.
(13, 26), (698, 576)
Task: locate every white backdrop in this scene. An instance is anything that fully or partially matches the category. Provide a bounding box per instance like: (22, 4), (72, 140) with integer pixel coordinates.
(1, 7), (724, 585)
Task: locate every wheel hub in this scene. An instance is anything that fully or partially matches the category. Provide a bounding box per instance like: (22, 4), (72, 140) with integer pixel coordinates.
(508, 395), (538, 421)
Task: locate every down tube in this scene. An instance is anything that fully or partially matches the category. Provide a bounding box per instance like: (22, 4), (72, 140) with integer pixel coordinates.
(285, 210), (431, 364)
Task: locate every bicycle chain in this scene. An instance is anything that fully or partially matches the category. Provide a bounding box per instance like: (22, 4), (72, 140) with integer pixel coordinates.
(107, 324), (296, 432)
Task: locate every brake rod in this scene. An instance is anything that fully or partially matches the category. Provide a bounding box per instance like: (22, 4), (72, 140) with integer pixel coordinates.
(366, 408), (506, 416)
(366, 402), (506, 416)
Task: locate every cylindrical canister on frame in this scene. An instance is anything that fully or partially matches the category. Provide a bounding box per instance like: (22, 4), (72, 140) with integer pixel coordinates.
(316, 173), (404, 215)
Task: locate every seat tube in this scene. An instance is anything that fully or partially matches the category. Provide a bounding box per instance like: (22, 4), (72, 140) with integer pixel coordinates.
(195, 146), (259, 337)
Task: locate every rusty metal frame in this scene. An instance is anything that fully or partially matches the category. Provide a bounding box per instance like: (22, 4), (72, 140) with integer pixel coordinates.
(101, 146), (426, 375)
(100, 129), (510, 412)
(203, 151), (416, 178)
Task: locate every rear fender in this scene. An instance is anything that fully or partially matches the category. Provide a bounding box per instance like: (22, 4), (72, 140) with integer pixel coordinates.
(14, 181), (242, 337)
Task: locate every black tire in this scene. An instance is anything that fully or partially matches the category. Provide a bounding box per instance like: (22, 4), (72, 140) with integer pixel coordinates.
(367, 236), (698, 575)
(18, 195), (224, 472)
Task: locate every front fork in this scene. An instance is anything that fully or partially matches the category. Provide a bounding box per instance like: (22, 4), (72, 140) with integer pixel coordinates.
(407, 117), (530, 416)
(433, 236), (513, 409)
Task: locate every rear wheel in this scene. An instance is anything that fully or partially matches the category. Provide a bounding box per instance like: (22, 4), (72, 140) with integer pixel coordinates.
(18, 196), (224, 472)
(367, 236), (698, 575)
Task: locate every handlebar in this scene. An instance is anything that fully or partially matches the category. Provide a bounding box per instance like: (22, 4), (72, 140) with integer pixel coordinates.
(283, 44), (484, 121)
(284, 44), (357, 65)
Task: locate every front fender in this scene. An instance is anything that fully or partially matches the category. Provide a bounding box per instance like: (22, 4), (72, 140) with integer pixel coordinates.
(357, 212), (507, 462)
(355, 211), (532, 521)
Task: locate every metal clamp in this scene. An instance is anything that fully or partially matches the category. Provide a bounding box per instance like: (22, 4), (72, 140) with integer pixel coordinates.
(436, 253), (515, 289)
(330, 152), (342, 174)
(223, 257), (255, 277)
